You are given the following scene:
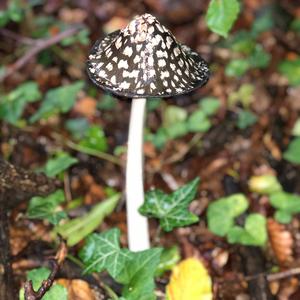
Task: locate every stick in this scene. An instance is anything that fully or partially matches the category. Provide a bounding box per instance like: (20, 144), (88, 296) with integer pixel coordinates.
(24, 241), (67, 300)
(0, 25), (82, 81)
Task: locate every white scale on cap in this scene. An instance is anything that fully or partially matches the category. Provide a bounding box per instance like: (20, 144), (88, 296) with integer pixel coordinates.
(87, 13), (209, 98)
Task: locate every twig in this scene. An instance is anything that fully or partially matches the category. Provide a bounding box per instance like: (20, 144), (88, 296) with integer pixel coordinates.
(24, 241), (67, 300)
(0, 25), (82, 81)
(245, 267), (300, 282)
(0, 28), (35, 45)
(51, 132), (122, 166)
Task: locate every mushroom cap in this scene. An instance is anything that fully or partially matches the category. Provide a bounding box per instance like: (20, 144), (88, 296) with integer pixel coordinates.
(87, 13), (209, 98)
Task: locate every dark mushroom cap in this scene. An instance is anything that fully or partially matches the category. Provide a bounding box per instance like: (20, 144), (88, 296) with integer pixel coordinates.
(87, 14), (209, 98)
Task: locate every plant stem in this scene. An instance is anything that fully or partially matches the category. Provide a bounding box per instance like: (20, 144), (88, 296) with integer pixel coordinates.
(126, 98), (150, 251)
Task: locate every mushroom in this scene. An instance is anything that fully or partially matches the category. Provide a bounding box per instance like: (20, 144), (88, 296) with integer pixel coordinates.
(86, 13), (209, 251)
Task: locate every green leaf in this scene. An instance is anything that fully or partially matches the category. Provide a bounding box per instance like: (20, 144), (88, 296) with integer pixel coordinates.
(140, 178), (200, 232)
(0, 81), (41, 125)
(146, 98), (162, 111)
(274, 210), (292, 224)
(79, 125), (108, 152)
(79, 228), (133, 277)
(236, 110), (257, 129)
(163, 105), (187, 127)
(207, 193), (249, 237)
(146, 127), (169, 149)
(283, 137), (300, 164)
(165, 122), (189, 139)
(98, 94), (117, 110)
(291, 18), (300, 33)
(30, 81), (84, 122)
(60, 28), (90, 46)
(27, 190), (66, 225)
(19, 267), (68, 300)
(278, 59), (300, 86)
(251, 10), (274, 35)
(228, 83), (254, 108)
(269, 192), (300, 223)
(155, 246), (180, 277)
(248, 175), (282, 195)
(198, 97), (220, 116)
(292, 118), (300, 136)
(227, 214), (267, 246)
(65, 118), (89, 140)
(248, 45), (271, 69)
(225, 59), (250, 77)
(226, 31), (256, 55)
(205, 0), (240, 38)
(116, 248), (162, 300)
(43, 152), (78, 177)
(187, 110), (211, 133)
(55, 194), (120, 246)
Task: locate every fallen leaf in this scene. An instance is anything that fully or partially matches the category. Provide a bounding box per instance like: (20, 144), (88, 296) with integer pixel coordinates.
(57, 279), (96, 300)
(166, 257), (213, 300)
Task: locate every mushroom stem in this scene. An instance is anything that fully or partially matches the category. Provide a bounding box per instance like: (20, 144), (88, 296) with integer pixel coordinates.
(126, 97), (150, 251)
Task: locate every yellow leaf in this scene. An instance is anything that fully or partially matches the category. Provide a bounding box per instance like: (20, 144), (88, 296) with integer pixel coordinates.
(166, 257), (213, 300)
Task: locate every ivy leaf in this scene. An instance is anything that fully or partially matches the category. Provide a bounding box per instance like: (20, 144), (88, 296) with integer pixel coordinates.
(140, 178), (200, 232)
(43, 152), (78, 177)
(0, 81), (41, 125)
(116, 248), (162, 300)
(227, 214), (267, 246)
(269, 192), (300, 224)
(27, 189), (67, 225)
(206, 0), (240, 38)
(30, 81), (84, 122)
(283, 137), (300, 164)
(79, 228), (133, 277)
(19, 268), (68, 300)
(207, 194), (249, 237)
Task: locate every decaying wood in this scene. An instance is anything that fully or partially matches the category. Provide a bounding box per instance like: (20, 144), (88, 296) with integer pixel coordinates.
(0, 156), (61, 299)
(0, 157), (60, 209)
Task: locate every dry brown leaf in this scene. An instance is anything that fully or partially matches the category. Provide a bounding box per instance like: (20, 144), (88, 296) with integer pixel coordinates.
(268, 219), (293, 265)
(73, 97), (97, 118)
(57, 279), (96, 300)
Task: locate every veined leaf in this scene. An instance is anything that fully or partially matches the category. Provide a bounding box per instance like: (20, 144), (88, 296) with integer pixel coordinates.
(116, 248), (163, 300)
(27, 189), (67, 225)
(140, 178), (200, 232)
(79, 228), (133, 277)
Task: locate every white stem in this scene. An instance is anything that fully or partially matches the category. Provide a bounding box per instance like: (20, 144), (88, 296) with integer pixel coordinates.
(126, 97), (150, 251)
